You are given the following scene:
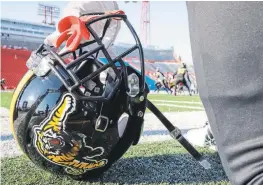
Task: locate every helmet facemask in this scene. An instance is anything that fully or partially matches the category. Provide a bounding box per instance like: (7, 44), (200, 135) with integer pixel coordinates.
(26, 11), (146, 102)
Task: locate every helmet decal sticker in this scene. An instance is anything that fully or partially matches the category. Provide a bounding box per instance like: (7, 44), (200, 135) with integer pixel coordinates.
(33, 93), (108, 175)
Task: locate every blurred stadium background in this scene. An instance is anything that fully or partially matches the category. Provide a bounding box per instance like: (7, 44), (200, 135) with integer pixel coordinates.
(0, 16), (197, 92)
(0, 2), (229, 185)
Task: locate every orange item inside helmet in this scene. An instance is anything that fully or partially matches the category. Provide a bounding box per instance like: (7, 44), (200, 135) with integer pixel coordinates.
(54, 16), (91, 52)
(52, 10), (125, 53)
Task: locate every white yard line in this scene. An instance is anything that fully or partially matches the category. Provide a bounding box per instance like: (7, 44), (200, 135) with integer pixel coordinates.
(0, 107), (207, 158)
(154, 103), (204, 110)
(151, 99), (203, 105)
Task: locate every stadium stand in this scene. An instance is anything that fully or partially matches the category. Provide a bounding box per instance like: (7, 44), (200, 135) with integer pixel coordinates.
(1, 37), (42, 51)
(1, 47), (30, 89)
(1, 38), (195, 91)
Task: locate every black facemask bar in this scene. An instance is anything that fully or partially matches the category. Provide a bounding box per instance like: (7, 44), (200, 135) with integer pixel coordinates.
(35, 13), (145, 102)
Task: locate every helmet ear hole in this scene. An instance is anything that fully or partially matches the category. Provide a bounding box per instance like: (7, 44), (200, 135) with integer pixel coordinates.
(117, 113), (129, 138)
(99, 71), (107, 85)
(75, 58), (98, 79)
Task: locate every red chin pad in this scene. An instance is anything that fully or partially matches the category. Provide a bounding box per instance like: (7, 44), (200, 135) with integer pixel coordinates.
(54, 16), (91, 52)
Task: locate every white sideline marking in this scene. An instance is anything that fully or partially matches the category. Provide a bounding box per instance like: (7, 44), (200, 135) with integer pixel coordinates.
(1, 108), (208, 158)
(154, 103), (204, 110)
(151, 99), (203, 105)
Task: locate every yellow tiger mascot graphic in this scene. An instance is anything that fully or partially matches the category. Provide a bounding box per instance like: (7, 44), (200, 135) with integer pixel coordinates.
(33, 93), (107, 175)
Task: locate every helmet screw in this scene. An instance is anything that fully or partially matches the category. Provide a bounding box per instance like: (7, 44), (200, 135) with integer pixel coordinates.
(137, 111), (144, 117)
(139, 96), (144, 102)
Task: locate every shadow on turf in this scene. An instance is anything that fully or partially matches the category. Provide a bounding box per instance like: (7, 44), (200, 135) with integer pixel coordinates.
(1, 153), (228, 185)
(97, 153), (228, 184)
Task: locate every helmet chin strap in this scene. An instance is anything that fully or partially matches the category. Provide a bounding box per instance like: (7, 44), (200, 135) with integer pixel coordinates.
(95, 100), (114, 133)
(146, 99), (212, 170)
(94, 102), (108, 133)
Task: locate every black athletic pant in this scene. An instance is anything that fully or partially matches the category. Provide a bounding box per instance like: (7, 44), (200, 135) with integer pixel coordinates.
(187, 2), (263, 185)
(162, 80), (172, 94)
(174, 77), (191, 95)
(155, 80), (172, 94)
(154, 82), (162, 92)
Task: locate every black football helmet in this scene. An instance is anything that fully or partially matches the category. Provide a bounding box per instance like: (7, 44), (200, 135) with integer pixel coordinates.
(10, 11), (149, 180)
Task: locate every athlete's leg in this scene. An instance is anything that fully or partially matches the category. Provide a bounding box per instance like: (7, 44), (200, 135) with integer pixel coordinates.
(161, 81), (169, 94)
(170, 84), (175, 94)
(182, 79), (192, 96)
(187, 2), (263, 185)
(163, 80), (172, 94)
(154, 82), (160, 92)
(174, 78), (182, 96)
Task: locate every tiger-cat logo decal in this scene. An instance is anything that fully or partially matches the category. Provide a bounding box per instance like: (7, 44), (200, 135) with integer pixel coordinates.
(33, 93), (108, 175)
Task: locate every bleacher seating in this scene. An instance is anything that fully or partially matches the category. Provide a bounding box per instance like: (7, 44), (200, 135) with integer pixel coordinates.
(1, 47), (30, 89)
(112, 44), (174, 61)
(1, 39), (42, 51)
(1, 40), (196, 90)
